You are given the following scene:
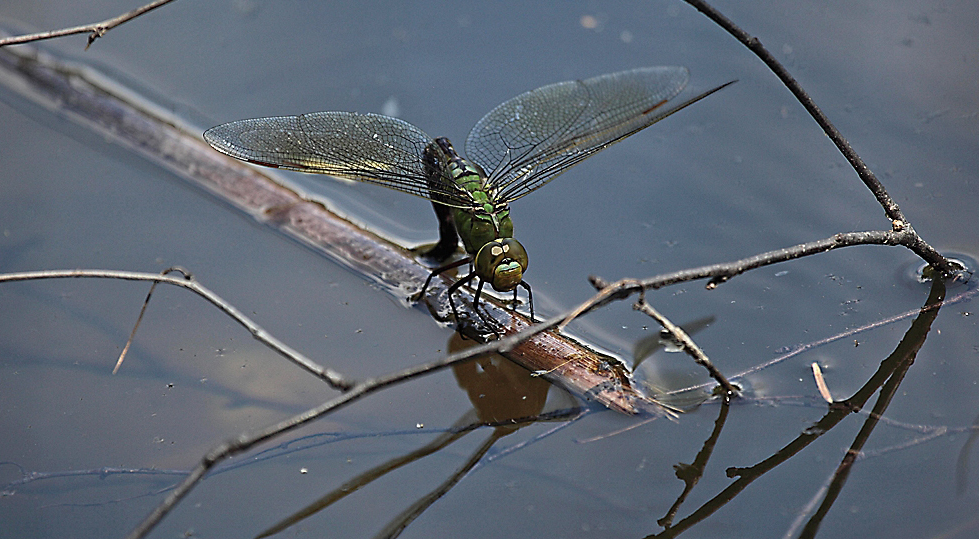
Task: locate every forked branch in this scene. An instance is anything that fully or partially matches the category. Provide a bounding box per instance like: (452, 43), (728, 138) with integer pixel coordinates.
(683, 0), (955, 276)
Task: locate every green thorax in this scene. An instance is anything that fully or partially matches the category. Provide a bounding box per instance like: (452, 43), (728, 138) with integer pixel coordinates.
(434, 137), (514, 256)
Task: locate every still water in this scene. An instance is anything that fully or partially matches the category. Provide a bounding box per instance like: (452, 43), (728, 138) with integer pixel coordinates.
(1, 1), (977, 538)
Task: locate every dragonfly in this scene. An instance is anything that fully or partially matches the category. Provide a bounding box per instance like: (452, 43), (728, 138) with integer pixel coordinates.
(204, 66), (734, 323)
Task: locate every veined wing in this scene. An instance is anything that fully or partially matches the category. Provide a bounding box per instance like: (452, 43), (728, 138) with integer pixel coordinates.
(204, 112), (474, 208)
(465, 67), (705, 204)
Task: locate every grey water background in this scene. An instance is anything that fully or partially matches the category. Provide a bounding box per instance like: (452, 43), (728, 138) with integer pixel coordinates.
(1, 1), (977, 538)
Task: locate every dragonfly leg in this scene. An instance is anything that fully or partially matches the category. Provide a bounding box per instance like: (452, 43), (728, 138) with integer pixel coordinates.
(418, 257), (471, 302)
(518, 280), (534, 321)
(445, 271), (478, 322)
(446, 276), (505, 335)
(471, 279), (507, 335)
(472, 278), (485, 308)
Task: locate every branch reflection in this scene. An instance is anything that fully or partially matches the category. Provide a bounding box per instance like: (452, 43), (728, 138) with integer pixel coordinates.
(648, 277), (946, 538)
(255, 333), (581, 539)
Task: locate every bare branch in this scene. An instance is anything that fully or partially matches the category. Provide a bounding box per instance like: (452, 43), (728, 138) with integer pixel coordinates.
(682, 0), (955, 276)
(590, 230), (968, 302)
(0, 0), (178, 49)
(634, 293), (738, 396)
(0, 268), (354, 390)
(640, 230), (908, 290)
(583, 230), (918, 319)
(113, 266), (191, 374)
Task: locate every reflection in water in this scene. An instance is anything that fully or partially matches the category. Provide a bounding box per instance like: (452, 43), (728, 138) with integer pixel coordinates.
(633, 316), (716, 367)
(659, 394), (731, 529)
(790, 278), (946, 539)
(956, 411), (979, 496)
(648, 277), (947, 539)
(451, 333), (554, 426)
(256, 333), (580, 539)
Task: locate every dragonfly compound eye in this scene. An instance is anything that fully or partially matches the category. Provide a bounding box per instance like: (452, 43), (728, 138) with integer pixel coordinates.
(475, 238), (529, 292)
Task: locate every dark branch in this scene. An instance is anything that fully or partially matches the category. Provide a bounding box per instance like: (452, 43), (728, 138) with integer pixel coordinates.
(0, 41), (663, 415)
(587, 230), (918, 313)
(682, 0), (955, 277)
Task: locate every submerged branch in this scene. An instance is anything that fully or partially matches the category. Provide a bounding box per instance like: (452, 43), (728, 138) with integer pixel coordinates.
(0, 3), (965, 538)
(0, 1), (961, 418)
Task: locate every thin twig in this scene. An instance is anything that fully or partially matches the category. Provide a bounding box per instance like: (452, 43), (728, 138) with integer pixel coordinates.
(0, 0), (177, 49)
(0, 269), (353, 390)
(584, 230), (924, 320)
(113, 266), (191, 374)
(633, 292), (738, 396)
(557, 278), (640, 332)
(640, 230), (911, 291)
(811, 363), (834, 404)
(589, 229), (969, 305)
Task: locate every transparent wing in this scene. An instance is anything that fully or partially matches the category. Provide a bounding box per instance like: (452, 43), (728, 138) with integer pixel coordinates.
(465, 66), (691, 204)
(204, 112), (473, 207)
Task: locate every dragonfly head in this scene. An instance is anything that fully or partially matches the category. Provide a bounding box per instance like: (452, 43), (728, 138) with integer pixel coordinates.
(474, 238), (529, 292)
